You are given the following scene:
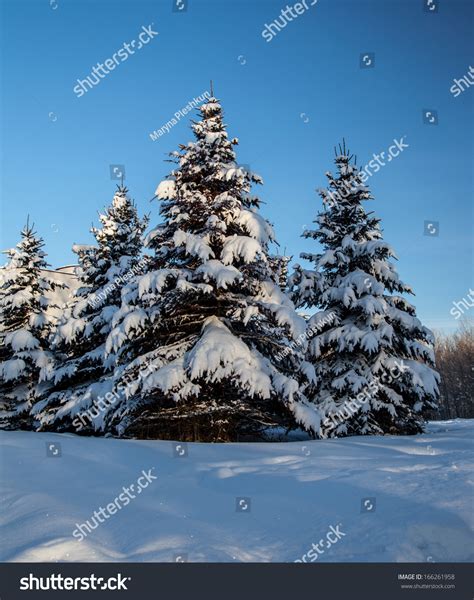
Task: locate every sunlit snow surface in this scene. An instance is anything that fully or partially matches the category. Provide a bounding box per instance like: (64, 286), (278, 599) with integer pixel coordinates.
(0, 420), (472, 562)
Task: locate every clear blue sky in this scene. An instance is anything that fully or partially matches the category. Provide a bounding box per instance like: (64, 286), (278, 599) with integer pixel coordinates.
(1, 0), (472, 332)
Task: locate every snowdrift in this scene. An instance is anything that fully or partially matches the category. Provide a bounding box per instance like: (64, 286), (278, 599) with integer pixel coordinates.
(0, 420), (472, 562)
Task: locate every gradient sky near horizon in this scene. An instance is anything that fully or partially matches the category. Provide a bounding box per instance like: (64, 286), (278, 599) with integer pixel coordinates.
(1, 0), (473, 332)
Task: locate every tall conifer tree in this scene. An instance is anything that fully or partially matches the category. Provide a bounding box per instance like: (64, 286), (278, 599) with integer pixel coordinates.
(0, 222), (59, 429)
(34, 186), (148, 431)
(100, 95), (318, 441)
(290, 143), (439, 436)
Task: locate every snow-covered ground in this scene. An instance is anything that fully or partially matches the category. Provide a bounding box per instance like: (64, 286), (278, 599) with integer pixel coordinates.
(1, 420), (473, 563)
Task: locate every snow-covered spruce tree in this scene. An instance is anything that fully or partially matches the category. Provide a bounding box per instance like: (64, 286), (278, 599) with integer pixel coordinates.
(33, 186), (149, 432)
(269, 254), (292, 291)
(289, 142), (439, 437)
(0, 221), (59, 429)
(99, 95), (318, 442)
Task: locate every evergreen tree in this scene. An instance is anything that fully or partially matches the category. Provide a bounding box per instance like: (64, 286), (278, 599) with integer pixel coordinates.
(33, 186), (148, 431)
(289, 142), (439, 437)
(269, 254), (291, 291)
(0, 221), (59, 429)
(97, 95), (318, 441)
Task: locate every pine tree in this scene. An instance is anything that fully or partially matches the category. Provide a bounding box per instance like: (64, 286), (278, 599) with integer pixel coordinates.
(289, 142), (439, 437)
(0, 221), (59, 429)
(98, 95), (318, 441)
(33, 186), (148, 431)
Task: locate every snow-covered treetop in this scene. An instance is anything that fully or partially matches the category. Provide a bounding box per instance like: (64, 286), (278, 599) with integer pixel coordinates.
(0, 221), (58, 387)
(73, 186), (149, 299)
(52, 186), (148, 352)
(291, 142), (412, 310)
(91, 186), (149, 266)
(148, 97), (272, 277)
(1, 220), (48, 282)
(0, 221), (56, 324)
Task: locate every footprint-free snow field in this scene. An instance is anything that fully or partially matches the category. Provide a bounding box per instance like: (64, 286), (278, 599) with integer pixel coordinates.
(1, 420), (473, 562)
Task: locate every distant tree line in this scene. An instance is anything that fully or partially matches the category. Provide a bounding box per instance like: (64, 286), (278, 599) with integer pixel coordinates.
(429, 320), (473, 420)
